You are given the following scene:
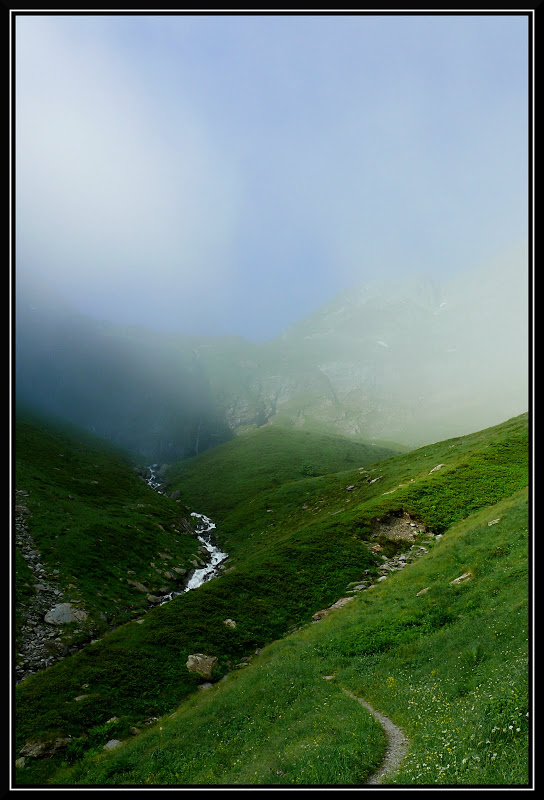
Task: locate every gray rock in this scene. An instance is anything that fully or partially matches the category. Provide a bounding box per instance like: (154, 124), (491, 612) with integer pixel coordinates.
(44, 603), (88, 625)
(127, 579), (149, 592)
(19, 738), (71, 759)
(103, 739), (122, 751)
(186, 653), (218, 678)
(450, 572), (472, 585)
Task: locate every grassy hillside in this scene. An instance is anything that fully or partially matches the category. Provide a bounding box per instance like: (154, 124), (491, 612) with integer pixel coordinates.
(161, 422), (401, 521)
(14, 411), (201, 659)
(163, 413), (528, 563)
(14, 413), (529, 786)
(53, 488), (529, 786)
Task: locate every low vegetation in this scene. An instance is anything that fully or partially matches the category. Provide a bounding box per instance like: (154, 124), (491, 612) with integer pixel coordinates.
(14, 412), (530, 786)
(162, 422), (400, 520)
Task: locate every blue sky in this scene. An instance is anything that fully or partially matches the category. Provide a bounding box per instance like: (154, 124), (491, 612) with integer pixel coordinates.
(15, 13), (529, 340)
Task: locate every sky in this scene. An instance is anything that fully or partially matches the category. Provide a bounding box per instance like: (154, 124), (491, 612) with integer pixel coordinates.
(14, 12), (530, 341)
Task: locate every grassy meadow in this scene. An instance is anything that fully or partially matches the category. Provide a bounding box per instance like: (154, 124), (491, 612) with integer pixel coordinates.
(14, 412), (530, 786)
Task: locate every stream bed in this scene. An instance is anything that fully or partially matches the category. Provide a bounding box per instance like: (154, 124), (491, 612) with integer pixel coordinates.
(146, 466), (228, 602)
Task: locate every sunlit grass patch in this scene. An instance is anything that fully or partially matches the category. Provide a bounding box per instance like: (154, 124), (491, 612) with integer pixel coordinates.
(330, 491), (530, 785)
(54, 644), (385, 786)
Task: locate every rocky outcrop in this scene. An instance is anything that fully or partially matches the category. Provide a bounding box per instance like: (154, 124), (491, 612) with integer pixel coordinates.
(450, 571), (473, 585)
(370, 511), (427, 542)
(18, 737), (72, 763)
(312, 522), (438, 622)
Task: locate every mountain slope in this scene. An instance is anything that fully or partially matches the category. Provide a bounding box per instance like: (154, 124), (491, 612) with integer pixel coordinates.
(161, 422), (402, 522)
(14, 413), (529, 786)
(15, 305), (234, 461)
(197, 251), (528, 445)
(14, 410), (202, 680)
(53, 488), (529, 786)
(16, 249), (529, 458)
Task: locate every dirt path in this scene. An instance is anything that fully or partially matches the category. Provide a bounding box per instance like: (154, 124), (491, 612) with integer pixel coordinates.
(342, 689), (409, 785)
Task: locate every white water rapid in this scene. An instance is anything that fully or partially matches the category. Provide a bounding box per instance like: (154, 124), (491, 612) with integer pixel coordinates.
(184, 513), (228, 592)
(145, 466), (228, 602)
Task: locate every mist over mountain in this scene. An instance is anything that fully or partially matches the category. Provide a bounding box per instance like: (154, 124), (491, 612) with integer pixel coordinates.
(15, 298), (234, 461)
(252, 249), (528, 445)
(15, 249), (528, 459)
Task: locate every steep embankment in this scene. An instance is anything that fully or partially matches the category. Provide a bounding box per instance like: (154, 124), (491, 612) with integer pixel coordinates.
(14, 413), (529, 786)
(14, 411), (202, 681)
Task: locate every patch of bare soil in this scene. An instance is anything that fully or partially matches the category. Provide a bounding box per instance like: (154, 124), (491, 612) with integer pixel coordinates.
(370, 510), (427, 543)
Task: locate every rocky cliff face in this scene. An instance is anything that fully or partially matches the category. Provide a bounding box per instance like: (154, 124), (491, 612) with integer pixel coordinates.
(197, 259), (528, 446)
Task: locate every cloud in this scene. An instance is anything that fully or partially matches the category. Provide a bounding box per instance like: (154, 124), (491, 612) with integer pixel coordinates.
(16, 16), (243, 323)
(15, 14), (529, 339)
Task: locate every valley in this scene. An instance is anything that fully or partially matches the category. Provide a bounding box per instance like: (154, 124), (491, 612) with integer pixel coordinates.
(13, 410), (530, 786)
(13, 12), (531, 789)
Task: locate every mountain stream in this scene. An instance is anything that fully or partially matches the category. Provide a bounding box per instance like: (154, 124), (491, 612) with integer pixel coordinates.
(145, 465), (228, 602)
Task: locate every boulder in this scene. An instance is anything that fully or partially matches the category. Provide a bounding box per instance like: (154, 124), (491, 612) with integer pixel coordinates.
(44, 603), (88, 625)
(19, 738), (71, 759)
(127, 579), (149, 592)
(186, 653), (218, 678)
(103, 739), (122, 751)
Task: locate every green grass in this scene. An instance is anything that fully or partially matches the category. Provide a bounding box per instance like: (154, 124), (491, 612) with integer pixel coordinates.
(329, 490), (530, 785)
(162, 422), (400, 521)
(45, 489), (529, 787)
(14, 412), (529, 786)
(172, 412), (528, 561)
(51, 641), (387, 786)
